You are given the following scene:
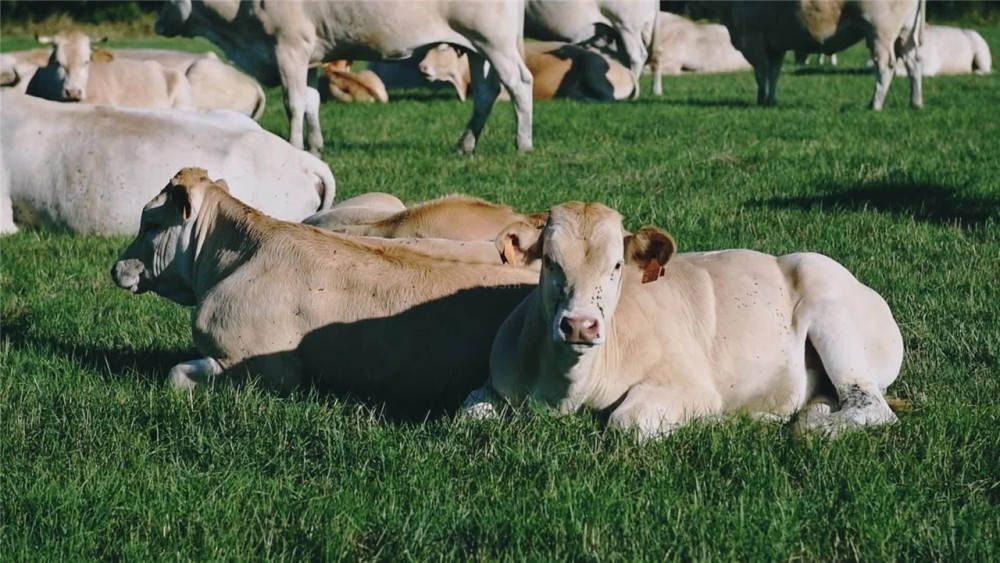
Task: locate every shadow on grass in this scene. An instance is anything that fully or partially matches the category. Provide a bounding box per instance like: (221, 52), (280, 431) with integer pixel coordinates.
(791, 67), (872, 76)
(638, 97), (755, 108)
(1, 313), (193, 386)
(750, 182), (1000, 229)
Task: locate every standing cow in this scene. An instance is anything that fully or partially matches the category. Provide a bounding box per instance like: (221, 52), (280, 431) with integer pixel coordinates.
(715, 0), (926, 109)
(155, 0), (533, 154)
(525, 0), (658, 96)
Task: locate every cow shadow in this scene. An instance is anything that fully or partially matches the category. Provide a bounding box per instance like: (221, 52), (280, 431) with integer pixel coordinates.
(749, 183), (1000, 230)
(791, 67), (871, 76)
(646, 97), (755, 109)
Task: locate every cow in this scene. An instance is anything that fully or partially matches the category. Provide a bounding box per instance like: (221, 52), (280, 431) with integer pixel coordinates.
(713, 0), (926, 109)
(418, 42), (636, 102)
(463, 202), (904, 440)
(112, 48), (267, 119)
(0, 49), (50, 93)
(320, 60), (389, 103)
(0, 92), (334, 236)
(795, 52), (839, 66)
(893, 25), (991, 76)
(155, 0), (533, 154)
(306, 194), (547, 242)
(110, 168), (538, 415)
(524, 0), (658, 95)
(649, 11), (750, 93)
(27, 31), (196, 110)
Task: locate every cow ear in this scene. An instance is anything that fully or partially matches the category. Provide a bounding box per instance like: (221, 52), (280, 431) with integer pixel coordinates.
(91, 48), (114, 63)
(92, 36), (109, 44)
(496, 220), (544, 267)
(213, 179), (231, 193)
(624, 226), (676, 283)
(36, 35), (54, 45)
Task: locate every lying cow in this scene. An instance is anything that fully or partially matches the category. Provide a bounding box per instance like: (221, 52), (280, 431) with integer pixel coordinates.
(525, 0), (658, 94)
(320, 60), (389, 103)
(419, 42), (636, 102)
(27, 31), (195, 110)
(111, 168), (538, 414)
(464, 202), (904, 440)
(306, 194), (546, 242)
(714, 0), (926, 109)
(894, 25), (991, 76)
(0, 92), (333, 235)
(649, 11), (750, 94)
(0, 48), (50, 93)
(156, 0), (533, 154)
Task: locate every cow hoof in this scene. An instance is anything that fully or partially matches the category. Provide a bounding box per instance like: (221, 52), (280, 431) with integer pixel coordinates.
(517, 144), (534, 154)
(456, 131), (477, 155)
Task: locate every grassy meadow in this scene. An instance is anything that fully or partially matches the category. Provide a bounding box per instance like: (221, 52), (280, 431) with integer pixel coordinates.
(2, 29), (999, 559)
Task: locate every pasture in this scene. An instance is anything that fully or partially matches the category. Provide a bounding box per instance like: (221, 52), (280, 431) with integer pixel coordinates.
(2, 30), (999, 559)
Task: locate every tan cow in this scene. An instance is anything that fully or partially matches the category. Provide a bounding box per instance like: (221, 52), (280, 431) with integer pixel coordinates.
(894, 25), (991, 76)
(714, 0), (926, 109)
(465, 202), (904, 440)
(419, 42), (636, 102)
(0, 49), (50, 93)
(306, 194), (547, 242)
(649, 11), (750, 94)
(111, 168), (538, 414)
(320, 60), (389, 103)
(28, 31), (194, 110)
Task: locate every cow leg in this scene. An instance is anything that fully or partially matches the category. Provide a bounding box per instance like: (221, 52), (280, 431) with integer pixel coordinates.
(651, 64), (663, 96)
(457, 53), (499, 154)
(868, 36), (896, 110)
(608, 383), (722, 442)
(305, 85), (324, 151)
(898, 33), (924, 108)
(740, 31), (774, 106)
(796, 300), (900, 437)
(763, 49), (785, 106)
(275, 42), (318, 152)
(616, 26), (649, 97)
(167, 357), (224, 390)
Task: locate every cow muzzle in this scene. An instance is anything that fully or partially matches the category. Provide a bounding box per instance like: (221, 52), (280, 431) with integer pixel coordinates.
(556, 311), (604, 346)
(111, 259), (146, 293)
(63, 87), (83, 101)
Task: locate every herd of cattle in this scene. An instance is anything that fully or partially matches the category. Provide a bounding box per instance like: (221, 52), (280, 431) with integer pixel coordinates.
(1, 0), (992, 439)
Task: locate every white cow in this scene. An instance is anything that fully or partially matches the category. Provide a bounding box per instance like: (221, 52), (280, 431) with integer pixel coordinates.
(155, 0), (533, 154)
(525, 0), (658, 95)
(715, 0), (926, 109)
(894, 25), (991, 76)
(466, 202), (904, 440)
(0, 92), (334, 236)
(28, 31), (195, 110)
(649, 11), (751, 93)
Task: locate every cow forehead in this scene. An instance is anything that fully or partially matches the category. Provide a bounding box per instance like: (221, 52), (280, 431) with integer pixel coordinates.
(546, 203), (624, 269)
(54, 31), (91, 60)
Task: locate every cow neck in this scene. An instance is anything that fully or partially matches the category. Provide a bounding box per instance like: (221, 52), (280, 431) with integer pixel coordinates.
(190, 190), (265, 299)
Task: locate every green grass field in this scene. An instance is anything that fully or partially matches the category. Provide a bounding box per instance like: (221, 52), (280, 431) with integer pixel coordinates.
(2, 30), (998, 560)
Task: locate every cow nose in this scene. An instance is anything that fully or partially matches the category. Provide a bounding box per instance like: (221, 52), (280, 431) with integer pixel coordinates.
(559, 313), (601, 344)
(418, 62), (429, 74)
(64, 88), (83, 101)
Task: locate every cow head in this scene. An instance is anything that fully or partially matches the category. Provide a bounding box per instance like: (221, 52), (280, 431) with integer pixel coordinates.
(497, 202), (675, 350)
(36, 31), (109, 101)
(418, 44), (469, 101)
(155, 0), (193, 37)
(111, 168), (226, 306)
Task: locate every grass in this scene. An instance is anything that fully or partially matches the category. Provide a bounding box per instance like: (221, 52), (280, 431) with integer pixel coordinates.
(2, 29), (999, 560)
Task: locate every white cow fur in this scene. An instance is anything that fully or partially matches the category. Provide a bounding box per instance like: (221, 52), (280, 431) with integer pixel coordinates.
(0, 92), (334, 235)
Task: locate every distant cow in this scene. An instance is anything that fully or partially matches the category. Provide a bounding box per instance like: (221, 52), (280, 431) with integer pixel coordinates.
(0, 48), (49, 93)
(156, 0), (533, 154)
(649, 11), (750, 94)
(320, 60), (389, 103)
(715, 0), (926, 109)
(419, 42), (636, 102)
(27, 31), (195, 110)
(525, 0), (658, 94)
(0, 92), (334, 235)
(894, 25), (991, 76)
(307, 194), (547, 242)
(111, 168), (538, 414)
(465, 202), (904, 440)
(112, 48), (267, 119)
(795, 52), (839, 66)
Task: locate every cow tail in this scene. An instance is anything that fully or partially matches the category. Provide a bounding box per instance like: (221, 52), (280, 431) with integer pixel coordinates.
(915, 0), (926, 49)
(316, 164), (336, 211)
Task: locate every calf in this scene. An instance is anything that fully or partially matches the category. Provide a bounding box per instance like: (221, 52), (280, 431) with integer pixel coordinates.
(320, 60), (389, 103)
(28, 31), (194, 110)
(467, 202), (904, 439)
(111, 169), (538, 414)
(307, 194), (546, 242)
(419, 42), (636, 102)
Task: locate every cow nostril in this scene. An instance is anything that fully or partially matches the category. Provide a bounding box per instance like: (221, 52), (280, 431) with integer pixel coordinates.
(559, 316), (574, 339)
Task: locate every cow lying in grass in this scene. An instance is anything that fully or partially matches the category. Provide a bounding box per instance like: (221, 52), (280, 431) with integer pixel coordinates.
(465, 202), (904, 439)
(111, 168), (537, 415)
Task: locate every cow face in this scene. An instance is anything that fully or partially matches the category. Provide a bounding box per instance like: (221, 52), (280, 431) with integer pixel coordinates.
(111, 168), (217, 306)
(498, 203), (675, 351)
(418, 44), (468, 100)
(36, 31), (108, 101)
